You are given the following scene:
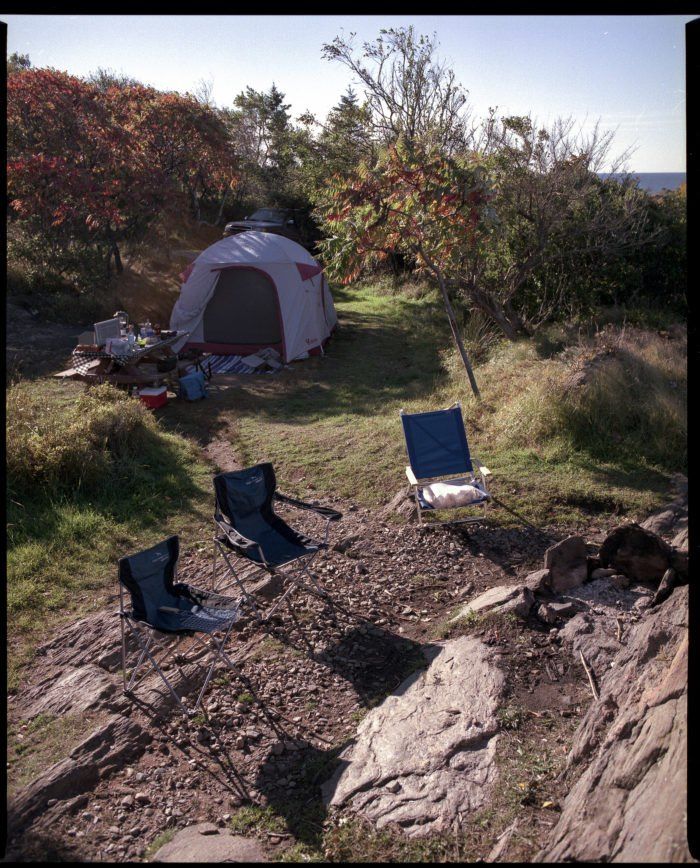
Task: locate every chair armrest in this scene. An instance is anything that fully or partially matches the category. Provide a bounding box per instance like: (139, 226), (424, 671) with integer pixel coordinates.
(405, 465), (418, 485)
(274, 491), (342, 521)
(472, 458), (491, 477)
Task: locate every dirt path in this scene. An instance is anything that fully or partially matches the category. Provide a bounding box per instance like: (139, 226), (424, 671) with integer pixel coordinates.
(6, 303), (84, 381)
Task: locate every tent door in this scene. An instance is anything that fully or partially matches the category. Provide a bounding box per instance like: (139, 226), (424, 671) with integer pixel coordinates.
(203, 267), (282, 345)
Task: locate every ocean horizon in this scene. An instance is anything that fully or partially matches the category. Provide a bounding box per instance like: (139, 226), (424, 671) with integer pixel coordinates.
(598, 172), (686, 193)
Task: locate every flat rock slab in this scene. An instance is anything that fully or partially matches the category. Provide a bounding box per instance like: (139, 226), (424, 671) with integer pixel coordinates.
(23, 664), (120, 720)
(151, 824), (267, 862)
(322, 636), (505, 837)
(452, 584), (534, 622)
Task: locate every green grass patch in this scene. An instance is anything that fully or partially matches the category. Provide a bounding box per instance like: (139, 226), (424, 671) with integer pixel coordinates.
(230, 804), (288, 835)
(6, 379), (213, 689)
(161, 282), (683, 533)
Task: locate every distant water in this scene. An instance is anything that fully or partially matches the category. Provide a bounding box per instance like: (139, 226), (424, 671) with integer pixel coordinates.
(598, 172), (686, 193)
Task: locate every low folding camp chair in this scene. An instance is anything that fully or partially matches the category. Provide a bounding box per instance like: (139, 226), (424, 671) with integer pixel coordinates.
(400, 402), (492, 527)
(118, 535), (244, 715)
(212, 463), (342, 618)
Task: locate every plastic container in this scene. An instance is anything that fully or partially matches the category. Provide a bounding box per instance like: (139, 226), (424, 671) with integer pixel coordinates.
(138, 386), (167, 409)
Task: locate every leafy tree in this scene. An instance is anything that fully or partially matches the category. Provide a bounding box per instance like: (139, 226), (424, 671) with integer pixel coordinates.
(7, 68), (164, 278)
(322, 27), (473, 155)
(7, 51), (31, 74)
(7, 69), (237, 285)
(317, 140), (487, 396)
(109, 84), (235, 223)
(224, 84), (297, 207)
(455, 114), (653, 337)
(85, 66), (142, 91)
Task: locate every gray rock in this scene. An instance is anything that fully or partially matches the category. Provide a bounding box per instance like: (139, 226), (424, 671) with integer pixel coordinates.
(496, 587), (535, 619)
(151, 824), (267, 862)
(451, 584), (522, 621)
(23, 664), (119, 720)
(671, 526), (688, 553)
(537, 604), (557, 625)
(8, 715), (151, 833)
(538, 601), (577, 624)
(522, 568), (551, 593)
(537, 587), (689, 862)
(322, 636), (505, 836)
(544, 536), (588, 592)
(590, 567), (617, 580)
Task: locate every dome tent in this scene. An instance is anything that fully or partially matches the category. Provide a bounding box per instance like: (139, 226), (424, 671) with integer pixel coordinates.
(170, 231), (337, 363)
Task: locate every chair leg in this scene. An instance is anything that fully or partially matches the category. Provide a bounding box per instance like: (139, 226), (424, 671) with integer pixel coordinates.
(189, 621), (238, 712)
(121, 618), (189, 714)
(215, 542), (265, 622)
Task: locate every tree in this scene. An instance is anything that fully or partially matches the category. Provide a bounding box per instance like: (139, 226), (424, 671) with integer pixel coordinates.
(452, 114), (652, 338)
(7, 68), (164, 278)
(223, 84), (297, 207)
(322, 27), (473, 156)
(85, 66), (141, 91)
(7, 51), (31, 74)
(109, 85), (235, 223)
(317, 140), (487, 397)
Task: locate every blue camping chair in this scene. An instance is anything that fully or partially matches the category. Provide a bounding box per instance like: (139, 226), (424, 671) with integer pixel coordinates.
(212, 463), (342, 618)
(400, 402), (492, 527)
(118, 535), (244, 714)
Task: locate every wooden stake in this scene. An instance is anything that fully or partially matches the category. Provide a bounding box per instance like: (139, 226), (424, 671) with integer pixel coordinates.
(579, 650), (599, 700)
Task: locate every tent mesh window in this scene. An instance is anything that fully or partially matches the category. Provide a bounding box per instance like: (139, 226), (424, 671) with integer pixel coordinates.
(203, 268), (282, 345)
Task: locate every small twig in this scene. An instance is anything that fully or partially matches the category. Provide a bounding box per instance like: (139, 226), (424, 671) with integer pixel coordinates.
(616, 617), (624, 643)
(579, 650), (599, 700)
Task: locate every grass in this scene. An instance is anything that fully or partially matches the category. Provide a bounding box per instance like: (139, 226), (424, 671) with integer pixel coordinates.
(144, 828), (176, 860)
(161, 283), (684, 530)
(6, 379), (213, 691)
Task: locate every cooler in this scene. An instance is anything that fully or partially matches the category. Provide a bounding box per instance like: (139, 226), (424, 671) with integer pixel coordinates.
(138, 386), (167, 409)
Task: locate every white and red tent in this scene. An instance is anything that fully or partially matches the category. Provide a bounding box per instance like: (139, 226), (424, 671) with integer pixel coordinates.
(170, 231), (337, 363)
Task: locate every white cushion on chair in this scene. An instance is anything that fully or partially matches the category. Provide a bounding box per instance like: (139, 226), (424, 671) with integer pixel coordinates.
(422, 480), (485, 509)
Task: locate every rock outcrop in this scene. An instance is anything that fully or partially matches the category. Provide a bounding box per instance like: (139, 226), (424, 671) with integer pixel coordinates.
(151, 823), (267, 862)
(537, 585), (690, 862)
(8, 715), (152, 832)
(322, 636), (505, 836)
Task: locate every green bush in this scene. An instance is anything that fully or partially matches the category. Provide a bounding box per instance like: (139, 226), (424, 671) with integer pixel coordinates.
(7, 382), (162, 497)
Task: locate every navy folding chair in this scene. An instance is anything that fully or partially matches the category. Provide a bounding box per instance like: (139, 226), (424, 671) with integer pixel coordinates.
(400, 402), (492, 526)
(212, 463), (342, 618)
(118, 535), (243, 715)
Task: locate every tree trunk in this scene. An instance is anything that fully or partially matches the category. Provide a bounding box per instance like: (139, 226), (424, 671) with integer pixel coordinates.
(416, 245), (481, 398)
(466, 284), (523, 341)
(111, 242), (123, 275)
(437, 277), (481, 399)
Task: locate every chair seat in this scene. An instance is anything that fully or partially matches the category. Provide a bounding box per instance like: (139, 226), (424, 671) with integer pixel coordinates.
(129, 603), (240, 635)
(416, 480), (489, 510)
(218, 526), (322, 567)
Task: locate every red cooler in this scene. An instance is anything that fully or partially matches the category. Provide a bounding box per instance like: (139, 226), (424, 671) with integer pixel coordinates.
(138, 386), (167, 409)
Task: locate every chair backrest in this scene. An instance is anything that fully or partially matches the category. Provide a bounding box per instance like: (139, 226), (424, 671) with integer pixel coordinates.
(400, 405), (473, 480)
(213, 462), (281, 536)
(119, 536), (181, 624)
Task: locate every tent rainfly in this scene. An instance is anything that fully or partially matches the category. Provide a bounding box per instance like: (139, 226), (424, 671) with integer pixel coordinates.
(169, 231), (338, 363)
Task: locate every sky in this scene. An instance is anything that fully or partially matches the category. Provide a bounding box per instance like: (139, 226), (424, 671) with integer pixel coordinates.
(2, 14), (694, 172)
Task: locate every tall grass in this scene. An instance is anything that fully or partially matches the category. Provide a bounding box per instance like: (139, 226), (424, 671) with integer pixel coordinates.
(485, 327), (687, 470)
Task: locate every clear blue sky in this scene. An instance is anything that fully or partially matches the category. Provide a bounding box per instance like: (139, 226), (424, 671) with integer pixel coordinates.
(3, 14), (694, 171)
